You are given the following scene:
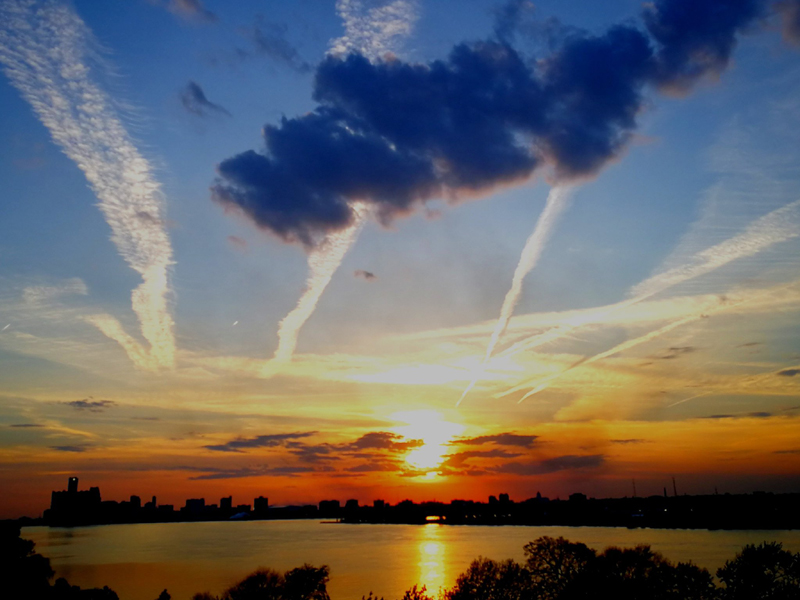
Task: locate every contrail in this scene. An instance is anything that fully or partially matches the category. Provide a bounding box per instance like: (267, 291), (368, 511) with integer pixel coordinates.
(510, 311), (710, 403)
(458, 186), (573, 405)
(496, 199), (800, 365)
(505, 280), (800, 402)
(0, 0), (176, 370)
(269, 203), (369, 367)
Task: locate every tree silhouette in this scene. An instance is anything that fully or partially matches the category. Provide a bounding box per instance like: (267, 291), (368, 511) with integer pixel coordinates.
(444, 557), (531, 600)
(717, 542), (800, 600)
(523, 536), (595, 599)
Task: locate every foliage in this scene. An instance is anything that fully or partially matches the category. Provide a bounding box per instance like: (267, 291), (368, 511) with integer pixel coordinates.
(445, 557), (532, 600)
(717, 542), (800, 600)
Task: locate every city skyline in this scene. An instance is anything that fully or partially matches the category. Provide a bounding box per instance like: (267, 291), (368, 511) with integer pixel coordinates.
(1, 0), (800, 520)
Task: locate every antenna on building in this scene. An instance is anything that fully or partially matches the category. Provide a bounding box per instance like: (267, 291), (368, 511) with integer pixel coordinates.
(672, 476), (678, 497)
(632, 479), (637, 498)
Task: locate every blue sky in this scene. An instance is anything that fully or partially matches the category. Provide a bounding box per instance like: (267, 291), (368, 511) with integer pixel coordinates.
(0, 0), (799, 517)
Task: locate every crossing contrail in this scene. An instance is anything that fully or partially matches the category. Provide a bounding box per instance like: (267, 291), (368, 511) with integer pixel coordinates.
(0, 0), (176, 370)
(457, 186), (573, 405)
(494, 198), (800, 367)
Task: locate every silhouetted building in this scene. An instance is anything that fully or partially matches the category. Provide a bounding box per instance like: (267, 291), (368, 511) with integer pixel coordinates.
(569, 493), (588, 502)
(319, 499), (340, 518)
(345, 499), (359, 510)
(373, 500), (385, 509)
(221, 496), (232, 511)
(235, 504), (251, 513)
(489, 495), (498, 505)
(130, 495), (141, 510)
(47, 477), (102, 525)
(254, 496), (269, 513)
(183, 498), (205, 515)
(499, 493), (510, 504)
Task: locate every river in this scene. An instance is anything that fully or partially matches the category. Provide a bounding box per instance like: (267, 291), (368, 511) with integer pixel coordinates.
(22, 521), (800, 600)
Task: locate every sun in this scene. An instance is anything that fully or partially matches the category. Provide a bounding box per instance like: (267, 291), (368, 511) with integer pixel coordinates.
(391, 410), (464, 478)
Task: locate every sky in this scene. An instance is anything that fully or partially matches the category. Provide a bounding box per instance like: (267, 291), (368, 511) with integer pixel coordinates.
(0, 0), (799, 519)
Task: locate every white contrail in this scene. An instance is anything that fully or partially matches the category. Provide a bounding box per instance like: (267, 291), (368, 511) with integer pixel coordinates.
(0, 0), (176, 369)
(506, 280), (800, 403)
(496, 199), (800, 364)
(268, 203), (369, 367)
(457, 186), (573, 405)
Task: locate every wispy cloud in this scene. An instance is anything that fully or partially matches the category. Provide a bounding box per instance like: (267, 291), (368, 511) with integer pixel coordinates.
(204, 432), (316, 453)
(329, 0), (419, 59)
(65, 399), (117, 412)
(180, 81), (231, 117)
(0, 0), (177, 371)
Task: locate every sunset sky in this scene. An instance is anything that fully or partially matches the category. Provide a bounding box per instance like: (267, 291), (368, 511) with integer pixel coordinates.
(1, 0), (799, 519)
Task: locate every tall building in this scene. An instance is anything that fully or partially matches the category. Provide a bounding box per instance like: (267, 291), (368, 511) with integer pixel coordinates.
(221, 496), (232, 511)
(254, 496), (269, 513)
(68, 477), (78, 493)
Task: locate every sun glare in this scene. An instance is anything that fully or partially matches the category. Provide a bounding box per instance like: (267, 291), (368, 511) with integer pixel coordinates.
(391, 410), (464, 477)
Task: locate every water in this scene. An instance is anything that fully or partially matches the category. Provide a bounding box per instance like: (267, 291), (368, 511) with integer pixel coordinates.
(22, 521), (800, 600)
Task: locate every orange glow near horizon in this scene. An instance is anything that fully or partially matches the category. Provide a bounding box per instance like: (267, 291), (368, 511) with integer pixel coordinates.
(392, 410), (465, 477)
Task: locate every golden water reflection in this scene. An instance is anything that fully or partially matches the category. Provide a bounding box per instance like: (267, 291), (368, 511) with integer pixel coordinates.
(417, 524), (445, 595)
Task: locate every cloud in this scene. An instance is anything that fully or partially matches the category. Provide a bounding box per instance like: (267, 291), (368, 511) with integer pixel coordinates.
(496, 453), (605, 475)
(329, 0), (420, 59)
(204, 431), (316, 453)
(610, 439), (646, 444)
(213, 0), (776, 247)
(493, 0), (535, 43)
(0, 1), (177, 370)
(65, 399), (117, 412)
(244, 20), (311, 72)
(443, 449), (522, 468)
(354, 269), (377, 281)
(164, 0), (217, 23)
(186, 465), (316, 480)
(454, 433), (538, 448)
(777, 368), (800, 377)
(9, 423), (43, 428)
(702, 412), (773, 419)
(227, 235), (248, 252)
(776, 0), (800, 44)
(50, 445), (92, 453)
(657, 346), (696, 360)
(644, 0), (765, 94)
(180, 81), (231, 117)
(344, 431), (422, 451)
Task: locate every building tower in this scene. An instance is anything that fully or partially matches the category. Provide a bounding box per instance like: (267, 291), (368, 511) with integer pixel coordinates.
(68, 477), (78, 493)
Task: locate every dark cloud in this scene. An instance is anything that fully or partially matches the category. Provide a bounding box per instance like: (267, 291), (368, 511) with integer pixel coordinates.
(213, 0), (771, 247)
(65, 399), (116, 412)
(50, 445), (92, 453)
(703, 411), (772, 419)
(610, 438), (646, 444)
(644, 0), (765, 93)
(180, 81), (231, 118)
(204, 431), (315, 453)
(496, 453), (605, 475)
(443, 449), (522, 468)
(774, 448), (800, 454)
(347, 460), (401, 473)
(344, 431), (423, 452)
(737, 341), (762, 348)
(493, 0), (536, 43)
(9, 423), (43, 428)
(455, 433), (538, 448)
(184, 465), (318, 480)
(777, 368), (800, 377)
(354, 269), (377, 281)
(242, 20), (311, 72)
(776, 0), (800, 44)
(657, 346), (696, 359)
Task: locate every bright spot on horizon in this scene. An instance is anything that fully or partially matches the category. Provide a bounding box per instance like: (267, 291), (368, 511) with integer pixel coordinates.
(392, 410), (464, 476)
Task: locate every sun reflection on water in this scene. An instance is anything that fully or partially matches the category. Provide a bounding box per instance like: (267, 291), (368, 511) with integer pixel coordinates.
(417, 524), (446, 595)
